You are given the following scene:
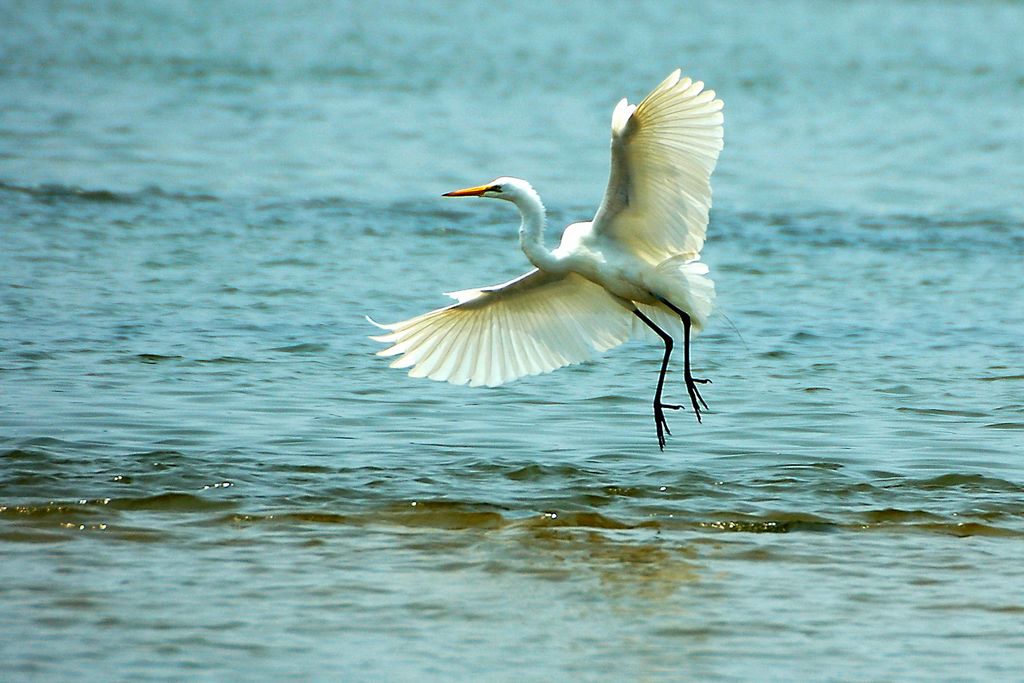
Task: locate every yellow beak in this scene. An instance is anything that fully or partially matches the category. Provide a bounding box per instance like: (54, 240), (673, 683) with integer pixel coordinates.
(442, 183), (491, 197)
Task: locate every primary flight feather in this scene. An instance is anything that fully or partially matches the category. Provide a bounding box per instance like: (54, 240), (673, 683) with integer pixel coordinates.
(370, 69), (724, 449)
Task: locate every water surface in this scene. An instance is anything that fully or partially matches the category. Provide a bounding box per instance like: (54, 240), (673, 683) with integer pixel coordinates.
(2, 1), (1023, 680)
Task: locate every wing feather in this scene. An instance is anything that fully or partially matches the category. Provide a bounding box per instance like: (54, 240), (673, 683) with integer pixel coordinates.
(492, 305), (512, 385)
(369, 269), (634, 387)
(593, 69), (724, 264)
(419, 311), (463, 378)
(448, 312), (480, 386)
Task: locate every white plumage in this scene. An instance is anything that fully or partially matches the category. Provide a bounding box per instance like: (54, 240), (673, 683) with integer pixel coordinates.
(369, 69), (724, 449)
(374, 270), (632, 387)
(596, 71), (722, 264)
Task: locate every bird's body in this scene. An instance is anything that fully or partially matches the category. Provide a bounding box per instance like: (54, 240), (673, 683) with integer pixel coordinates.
(370, 70), (724, 449)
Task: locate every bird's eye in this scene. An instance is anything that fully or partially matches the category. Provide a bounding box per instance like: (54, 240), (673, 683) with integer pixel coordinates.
(489, 185), (503, 193)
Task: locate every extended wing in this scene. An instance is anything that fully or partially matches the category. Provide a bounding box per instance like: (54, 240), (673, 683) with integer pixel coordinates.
(592, 69), (724, 264)
(369, 269), (634, 387)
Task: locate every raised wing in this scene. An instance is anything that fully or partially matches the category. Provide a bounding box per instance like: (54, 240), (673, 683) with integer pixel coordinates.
(592, 69), (724, 264)
(369, 270), (633, 387)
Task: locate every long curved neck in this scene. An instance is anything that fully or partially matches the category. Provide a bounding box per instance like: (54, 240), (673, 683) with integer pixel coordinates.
(513, 186), (560, 272)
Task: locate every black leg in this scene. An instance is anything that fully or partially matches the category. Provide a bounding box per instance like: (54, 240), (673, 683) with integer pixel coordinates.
(656, 298), (711, 423)
(633, 308), (682, 450)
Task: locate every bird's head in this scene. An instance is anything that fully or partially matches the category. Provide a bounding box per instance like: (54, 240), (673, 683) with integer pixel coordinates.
(442, 177), (532, 203)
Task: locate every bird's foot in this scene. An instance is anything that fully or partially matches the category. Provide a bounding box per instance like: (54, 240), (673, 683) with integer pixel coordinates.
(684, 373), (711, 423)
(654, 402), (682, 450)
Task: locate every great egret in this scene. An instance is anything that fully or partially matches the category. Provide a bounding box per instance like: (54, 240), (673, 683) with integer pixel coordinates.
(370, 69), (724, 449)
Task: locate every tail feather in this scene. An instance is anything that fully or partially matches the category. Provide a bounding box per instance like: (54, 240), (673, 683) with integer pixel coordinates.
(637, 256), (716, 335)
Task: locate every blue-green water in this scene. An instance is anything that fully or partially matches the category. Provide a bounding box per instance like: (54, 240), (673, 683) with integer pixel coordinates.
(2, 1), (1023, 680)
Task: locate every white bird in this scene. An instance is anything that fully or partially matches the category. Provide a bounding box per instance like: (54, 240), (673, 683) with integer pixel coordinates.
(370, 69), (724, 449)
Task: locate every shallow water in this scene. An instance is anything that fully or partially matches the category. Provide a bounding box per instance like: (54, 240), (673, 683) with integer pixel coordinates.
(2, 1), (1024, 680)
